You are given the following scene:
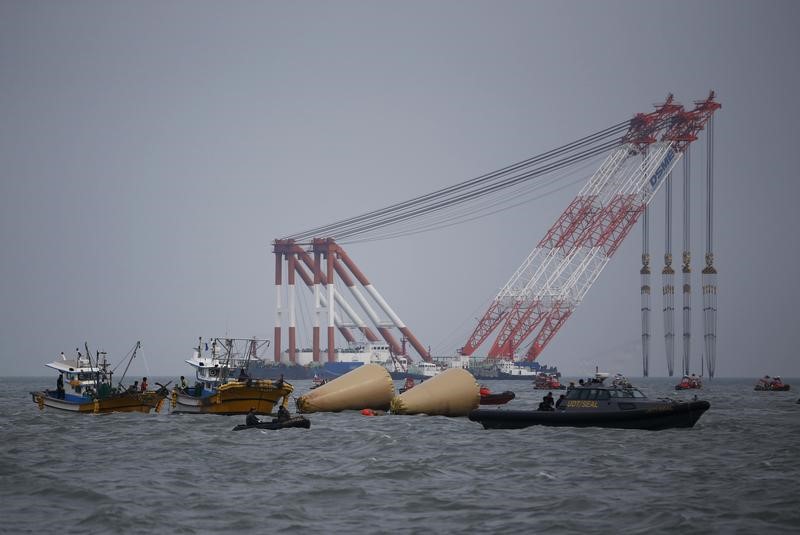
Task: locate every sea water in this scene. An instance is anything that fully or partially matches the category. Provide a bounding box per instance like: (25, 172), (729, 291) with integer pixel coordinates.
(1, 376), (798, 534)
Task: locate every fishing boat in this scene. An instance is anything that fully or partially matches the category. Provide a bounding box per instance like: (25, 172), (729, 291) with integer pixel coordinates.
(170, 337), (293, 415)
(30, 342), (168, 414)
(469, 373), (710, 430)
(478, 385), (515, 405)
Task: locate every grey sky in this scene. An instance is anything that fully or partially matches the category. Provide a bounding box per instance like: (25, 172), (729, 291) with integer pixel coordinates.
(2, 1), (799, 378)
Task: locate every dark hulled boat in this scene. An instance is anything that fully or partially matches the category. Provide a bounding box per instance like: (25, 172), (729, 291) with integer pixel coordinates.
(479, 391), (516, 405)
(754, 377), (790, 391)
(232, 416), (311, 431)
(469, 376), (710, 431)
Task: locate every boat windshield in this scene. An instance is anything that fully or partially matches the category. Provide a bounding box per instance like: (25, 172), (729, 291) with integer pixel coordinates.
(566, 389), (611, 400)
(565, 387), (647, 400)
(607, 388), (647, 398)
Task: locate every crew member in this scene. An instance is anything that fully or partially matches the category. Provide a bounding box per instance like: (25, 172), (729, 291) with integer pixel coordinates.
(277, 405), (291, 422)
(246, 407), (260, 426)
(140, 377), (148, 392)
(237, 367), (250, 382)
(56, 373), (65, 399)
(538, 395), (554, 411)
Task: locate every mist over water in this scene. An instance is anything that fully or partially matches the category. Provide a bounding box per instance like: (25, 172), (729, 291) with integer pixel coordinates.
(2, 376), (798, 533)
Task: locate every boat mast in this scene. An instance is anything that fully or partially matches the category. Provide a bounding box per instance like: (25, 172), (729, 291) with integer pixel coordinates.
(84, 342), (97, 392)
(117, 341), (141, 388)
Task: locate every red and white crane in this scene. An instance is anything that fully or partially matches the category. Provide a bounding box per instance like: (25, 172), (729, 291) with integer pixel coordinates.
(273, 238), (431, 364)
(279, 92), (720, 372)
(461, 93), (720, 362)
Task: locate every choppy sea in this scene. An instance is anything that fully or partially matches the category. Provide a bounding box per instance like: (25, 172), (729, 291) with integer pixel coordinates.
(1, 376), (798, 534)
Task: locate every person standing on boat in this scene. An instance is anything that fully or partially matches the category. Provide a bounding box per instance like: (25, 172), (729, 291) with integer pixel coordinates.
(140, 377), (148, 392)
(246, 407), (260, 426)
(179, 376), (188, 392)
(56, 373), (65, 399)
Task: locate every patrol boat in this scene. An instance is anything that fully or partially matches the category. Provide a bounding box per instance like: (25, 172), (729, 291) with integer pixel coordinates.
(469, 373), (710, 431)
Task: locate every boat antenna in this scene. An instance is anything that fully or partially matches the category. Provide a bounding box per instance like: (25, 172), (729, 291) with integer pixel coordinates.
(117, 341), (141, 388)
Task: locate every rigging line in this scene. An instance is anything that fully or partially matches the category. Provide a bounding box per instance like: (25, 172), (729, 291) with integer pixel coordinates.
(367, 154), (578, 231)
(284, 120), (630, 240)
(289, 130), (627, 241)
(430, 294), (498, 356)
(334, 139), (620, 240)
(349, 152), (605, 240)
(341, 155), (597, 243)
(299, 136), (624, 242)
(343, 172), (592, 245)
(331, 140), (619, 242)
(286, 122), (627, 241)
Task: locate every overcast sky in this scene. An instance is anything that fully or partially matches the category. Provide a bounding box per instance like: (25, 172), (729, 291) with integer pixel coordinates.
(2, 0), (799, 378)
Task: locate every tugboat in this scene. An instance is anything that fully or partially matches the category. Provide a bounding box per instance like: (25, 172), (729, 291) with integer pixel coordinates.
(170, 337), (293, 415)
(30, 342), (168, 414)
(469, 373), (710, 430)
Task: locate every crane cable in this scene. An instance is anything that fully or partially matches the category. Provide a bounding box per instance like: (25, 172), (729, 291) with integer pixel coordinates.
(284, 119), (630, 242)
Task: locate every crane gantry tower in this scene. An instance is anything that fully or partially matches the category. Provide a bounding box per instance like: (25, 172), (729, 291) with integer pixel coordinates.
(460, 93), (720, 362)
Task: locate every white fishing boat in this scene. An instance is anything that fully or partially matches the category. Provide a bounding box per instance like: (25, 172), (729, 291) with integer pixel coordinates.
(30, 342), (168, 413)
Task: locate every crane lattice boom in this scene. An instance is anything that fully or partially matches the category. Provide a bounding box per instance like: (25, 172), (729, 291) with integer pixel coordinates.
(462, 93), (720, 361)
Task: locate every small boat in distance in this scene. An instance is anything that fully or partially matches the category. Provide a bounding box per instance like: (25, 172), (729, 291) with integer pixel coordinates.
(399, 377), (415, 394)
(30, 342), (168, 414)
(675, 374), (703, 390)
(533, 372), (565, 390)
(478, 385), (515, 405)
(170, 337), (293, 415)
(309, 375), (328, 390)
(754, 376), (791, 391)
(469, 373), (710, 431)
